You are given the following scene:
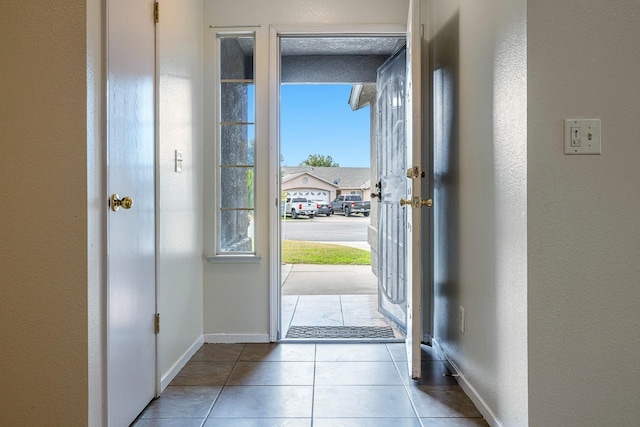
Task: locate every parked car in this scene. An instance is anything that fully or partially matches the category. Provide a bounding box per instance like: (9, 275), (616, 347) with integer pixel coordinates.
(329, 194), (371, 217)
(314, 201), (333, 216)
(284, 197), (317, 219)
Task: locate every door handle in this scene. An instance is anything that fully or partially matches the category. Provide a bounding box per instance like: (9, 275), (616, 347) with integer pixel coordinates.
(111, 194), (134, 212)
(399, 197), (433, 208)
(371, 179), (382, 201)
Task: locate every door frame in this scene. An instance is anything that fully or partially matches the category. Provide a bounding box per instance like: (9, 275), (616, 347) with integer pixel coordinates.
(268, 24), (407, 341)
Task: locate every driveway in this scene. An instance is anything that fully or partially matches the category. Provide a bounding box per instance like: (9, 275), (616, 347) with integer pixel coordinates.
(281, 214), (369, 242)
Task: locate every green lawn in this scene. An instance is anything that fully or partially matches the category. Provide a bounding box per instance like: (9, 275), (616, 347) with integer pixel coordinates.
(282, 240), (371, 265)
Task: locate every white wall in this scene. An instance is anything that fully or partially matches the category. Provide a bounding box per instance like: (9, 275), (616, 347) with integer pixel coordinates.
(528, 1), (640, 425)
(430, 0), (528, 425)
(202, 0), (409, 340)
(0, 0), (89, 424)
(157, 0), (205, 385)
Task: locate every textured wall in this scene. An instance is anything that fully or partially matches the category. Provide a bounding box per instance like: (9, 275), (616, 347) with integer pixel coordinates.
(528, 1), (640, 425)
(0, 0), (88, 424)
(430, 0), (528, 425)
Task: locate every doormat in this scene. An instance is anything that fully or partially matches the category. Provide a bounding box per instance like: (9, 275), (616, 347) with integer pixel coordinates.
(286, 326), (395, 339)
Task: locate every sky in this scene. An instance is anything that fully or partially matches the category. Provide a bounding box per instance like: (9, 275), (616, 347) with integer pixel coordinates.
(280, 84), (371, 168)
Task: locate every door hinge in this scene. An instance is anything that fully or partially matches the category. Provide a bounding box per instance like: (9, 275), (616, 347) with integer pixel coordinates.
(153, 2), (159, 24)
(406, 166), (425, 179)
(154, 313), (160, 334)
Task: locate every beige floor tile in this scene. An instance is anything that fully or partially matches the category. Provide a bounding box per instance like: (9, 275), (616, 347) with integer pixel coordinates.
(315, 361), (403, 385)
(316, 343), (392, 361)
(134, 420), (204, 427)
(397, 360), (459, 386)
(386, 343), (408, 362)
(313, 385), (415, 418)
(239, 343), (316, 362)
(227, 361), (315, 386)
(407, 385), (483, 418)
(314, 419), (420, 427)
(209, 386), (313, 418)
(150, 344), (487, 427)
(205, 419), (311, 427)
(139, 386), (220, 419)
(420, 418), (489, 426)
(170, 362), (235, 386)
(190, 343), (245, 362)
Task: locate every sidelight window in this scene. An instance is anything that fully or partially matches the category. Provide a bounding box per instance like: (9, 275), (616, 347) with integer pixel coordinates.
(216, 33), (256, 253)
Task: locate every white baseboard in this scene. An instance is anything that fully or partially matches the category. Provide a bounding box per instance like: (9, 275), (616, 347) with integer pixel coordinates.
(431, 338), (503, 427)
(160, 335), (204, 391)
(204, 333), (271, 343)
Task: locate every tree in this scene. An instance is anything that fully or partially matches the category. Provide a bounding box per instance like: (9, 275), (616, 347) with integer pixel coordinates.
(299, 154), (339, 167)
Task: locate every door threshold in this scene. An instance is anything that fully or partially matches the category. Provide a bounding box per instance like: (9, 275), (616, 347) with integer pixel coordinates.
(278, 337), (405, 344)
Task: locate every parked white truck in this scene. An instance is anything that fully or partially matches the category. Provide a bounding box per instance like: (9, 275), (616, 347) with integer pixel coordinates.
(284, 197), (317, 219)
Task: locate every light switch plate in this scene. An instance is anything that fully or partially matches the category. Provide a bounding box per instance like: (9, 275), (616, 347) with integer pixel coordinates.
(175, 150), (183, 173)
(564, 119), (601, 155)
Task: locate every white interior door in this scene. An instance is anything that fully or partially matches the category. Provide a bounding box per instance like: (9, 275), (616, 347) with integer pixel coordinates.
(106, 0), (157, 424)
(376, 0), (423, 379)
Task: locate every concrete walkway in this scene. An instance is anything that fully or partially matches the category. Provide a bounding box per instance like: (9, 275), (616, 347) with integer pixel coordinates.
(282, 264), (377, 295)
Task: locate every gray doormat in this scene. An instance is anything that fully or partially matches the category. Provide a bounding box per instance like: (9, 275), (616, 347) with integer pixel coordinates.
(286, 325), (395, 339)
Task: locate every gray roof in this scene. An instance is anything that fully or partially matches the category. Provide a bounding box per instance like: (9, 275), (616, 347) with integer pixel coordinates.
(282, 166), (371, 189)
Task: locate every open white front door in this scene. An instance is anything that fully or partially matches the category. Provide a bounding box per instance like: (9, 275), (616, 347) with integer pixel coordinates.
(376, 0), (423, 380)
(106, 0), (157, 424)
(404, 0), (424, 380)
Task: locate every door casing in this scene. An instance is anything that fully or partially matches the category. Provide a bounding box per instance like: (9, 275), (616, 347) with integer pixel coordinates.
(268, 24), (408, 342)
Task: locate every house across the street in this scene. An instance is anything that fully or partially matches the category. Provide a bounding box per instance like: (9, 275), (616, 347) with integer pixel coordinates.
(281, 166), (371, 203)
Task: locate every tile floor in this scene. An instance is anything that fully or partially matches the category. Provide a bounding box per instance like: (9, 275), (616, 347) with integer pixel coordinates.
(282, 295), (404, 339)
(134, 343), (488, 426)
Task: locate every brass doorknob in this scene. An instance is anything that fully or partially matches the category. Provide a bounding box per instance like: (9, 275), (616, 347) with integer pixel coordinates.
(400, 197), (433, 208)
(111, 194), (134, 212)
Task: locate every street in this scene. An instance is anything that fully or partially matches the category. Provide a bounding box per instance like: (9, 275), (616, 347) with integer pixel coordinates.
(281, 214), (369, 242)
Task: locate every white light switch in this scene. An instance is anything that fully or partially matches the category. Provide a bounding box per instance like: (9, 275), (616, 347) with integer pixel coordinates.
(175, 150), (183, 173)
(564, 119), (601, 155)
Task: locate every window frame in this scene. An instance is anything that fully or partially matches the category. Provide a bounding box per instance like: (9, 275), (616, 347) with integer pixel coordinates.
(214, 31), (257, 256)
